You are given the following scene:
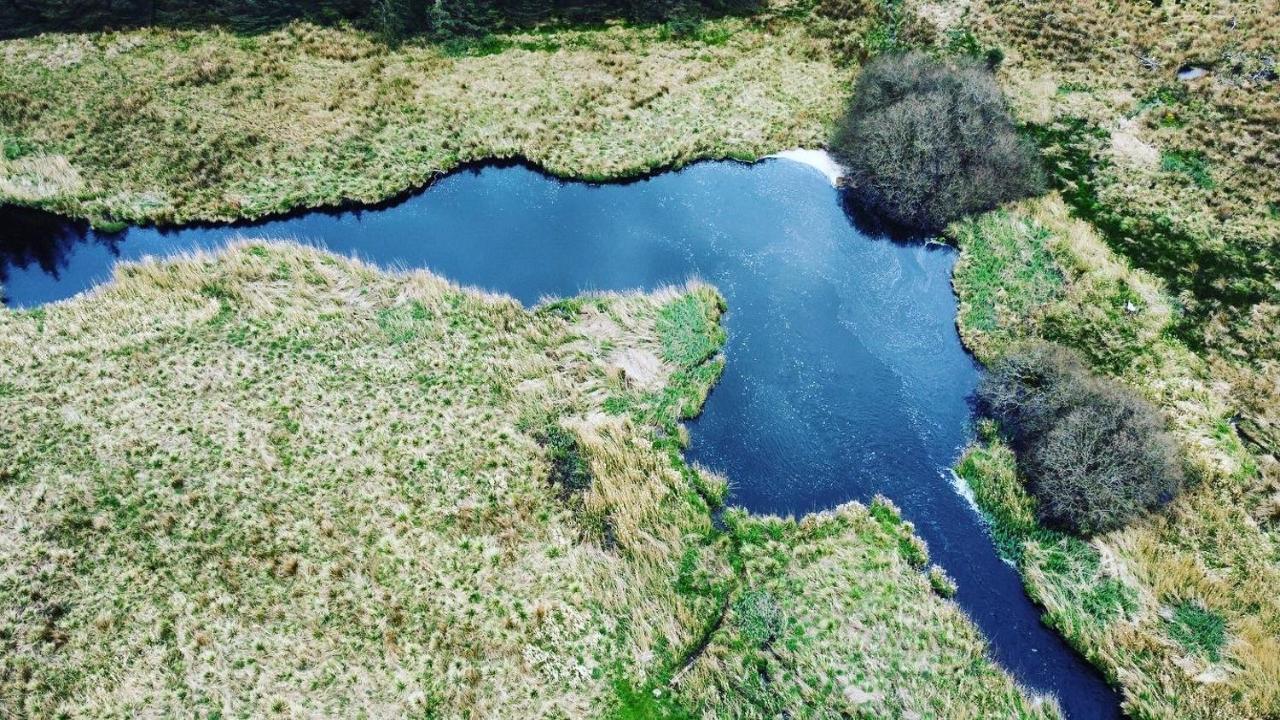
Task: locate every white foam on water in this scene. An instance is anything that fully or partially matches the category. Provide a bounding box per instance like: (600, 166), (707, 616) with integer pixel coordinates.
(768, 148), (846, 187)
(948, 467), (1016, 567)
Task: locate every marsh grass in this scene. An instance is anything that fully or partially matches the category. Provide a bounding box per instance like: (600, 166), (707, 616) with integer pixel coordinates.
(672, 499), (1061, 719)
(0, 243), (1055, 717)
(0, 18), (847, 226)
(962, 0), (1280, 523)
(968, 0), (1280, 338)
(952, 197), (1280, 719)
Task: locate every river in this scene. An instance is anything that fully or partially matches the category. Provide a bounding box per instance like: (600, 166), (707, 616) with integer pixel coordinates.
(0, 156), (1122, 718)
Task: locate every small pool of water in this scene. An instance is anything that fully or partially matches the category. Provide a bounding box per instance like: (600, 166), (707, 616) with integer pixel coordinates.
(0, 158), (1121, 718)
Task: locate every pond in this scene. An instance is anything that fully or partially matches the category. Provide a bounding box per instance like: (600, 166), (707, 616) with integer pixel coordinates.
(0, 157), (1121, 718)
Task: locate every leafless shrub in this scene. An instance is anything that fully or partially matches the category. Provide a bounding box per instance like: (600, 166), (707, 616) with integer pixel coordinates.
(831, 51), (1043, 232)
(979, 343), (1185, 535)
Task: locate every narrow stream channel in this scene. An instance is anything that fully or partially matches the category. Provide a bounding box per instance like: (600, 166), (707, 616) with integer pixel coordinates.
(0, 158), (1122, 718)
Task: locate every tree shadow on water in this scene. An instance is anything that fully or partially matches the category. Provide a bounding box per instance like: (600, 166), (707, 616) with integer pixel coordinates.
(838, 188), (941, 247)
(0, 205), (121, 292)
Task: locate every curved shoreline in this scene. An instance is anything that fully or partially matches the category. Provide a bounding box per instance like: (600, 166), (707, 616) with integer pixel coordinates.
(4, 149), (838, 232)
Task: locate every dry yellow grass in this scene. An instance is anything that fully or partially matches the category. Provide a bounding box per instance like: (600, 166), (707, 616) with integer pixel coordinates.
(0, 243), (727, 716)
(0, 243), (1053, 718)
(0, 18), (847, 226)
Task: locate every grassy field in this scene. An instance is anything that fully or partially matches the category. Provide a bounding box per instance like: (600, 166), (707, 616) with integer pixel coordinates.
(0, 16), (848, 226)
(0, 243), (1056, 718)
(946, 5), (1280, 716)
(951, 196), (1280, 719)
(963, 0), (1280, 502)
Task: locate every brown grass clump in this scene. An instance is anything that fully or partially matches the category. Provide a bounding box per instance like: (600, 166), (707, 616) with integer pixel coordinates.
(0, 243), (1053, 717)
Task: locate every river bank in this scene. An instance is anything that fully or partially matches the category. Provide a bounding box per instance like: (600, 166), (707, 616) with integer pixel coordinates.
(0, 18), (848, 227)
(950, 195), (1280, 719)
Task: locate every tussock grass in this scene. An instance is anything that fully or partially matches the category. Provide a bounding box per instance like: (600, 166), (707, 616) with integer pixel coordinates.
(0, 243), (1052, 717)
(0, 18), (846, 226)
(672, 499), (1061, 719)
(958, 0), (1280, 527)
(952, 196), (1280, 719)
(967, 0), (1280, 322)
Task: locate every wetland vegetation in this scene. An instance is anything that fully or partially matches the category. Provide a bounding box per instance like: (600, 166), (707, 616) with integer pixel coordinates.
(3, 0), (1279, 718)
(0, 244), (1058, 718)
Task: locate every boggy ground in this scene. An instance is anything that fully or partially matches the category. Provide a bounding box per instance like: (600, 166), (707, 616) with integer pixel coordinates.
(0, 243), (1058, 718)
(946, 3), (1280, 717)
(0, 17), (848, 226)
(4, 2), (1280, 717)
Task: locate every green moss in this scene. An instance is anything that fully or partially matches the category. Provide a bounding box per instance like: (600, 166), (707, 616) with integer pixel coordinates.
(376, 300), (433, 343)
(1160, 149), (1214, 189)
(1167, 602), (1227, 661)
(609, 679), (695, 720)
(1081, 579), (1138, 624)
(2, 134), (35, 160)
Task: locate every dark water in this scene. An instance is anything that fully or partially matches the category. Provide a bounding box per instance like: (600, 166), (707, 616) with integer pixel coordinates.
(0, 159), (1120, 718)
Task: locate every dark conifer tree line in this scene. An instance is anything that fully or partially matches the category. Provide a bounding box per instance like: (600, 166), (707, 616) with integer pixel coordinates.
(1, 0), (763, 39)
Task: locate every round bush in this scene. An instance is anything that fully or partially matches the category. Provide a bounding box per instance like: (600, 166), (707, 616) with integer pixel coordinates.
(978, 343), (1185, 535)
(831, 51), (1043, 232)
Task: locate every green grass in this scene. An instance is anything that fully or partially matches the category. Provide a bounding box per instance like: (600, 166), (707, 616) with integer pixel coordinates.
(1160, 149), (1215, 189)
(955, 436), (1139, 666)
(1026, 118), (1271, 347)
(656, 292), (726, 367)
(673, 500), (1061, 719)
(731, 589), (784, 646)
(950, 209), (1063, 360)
(1167, 602), (1228, 662)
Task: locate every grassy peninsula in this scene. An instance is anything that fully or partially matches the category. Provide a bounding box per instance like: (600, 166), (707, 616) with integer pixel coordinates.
(0, 244), (1056, 717)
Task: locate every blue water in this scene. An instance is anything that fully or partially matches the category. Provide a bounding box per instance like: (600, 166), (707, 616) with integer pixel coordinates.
(0, 159), (1121, 718)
